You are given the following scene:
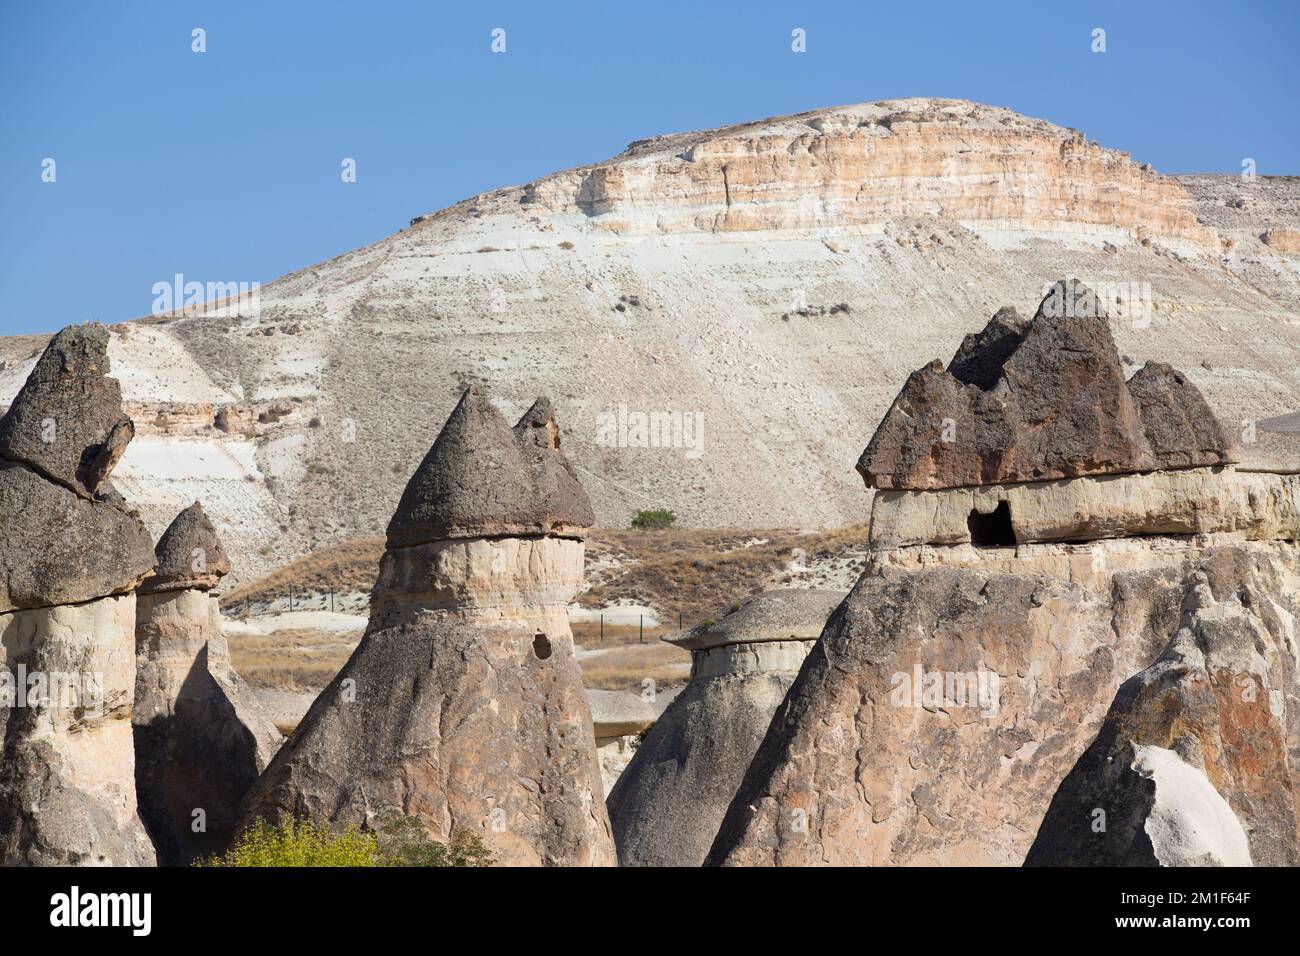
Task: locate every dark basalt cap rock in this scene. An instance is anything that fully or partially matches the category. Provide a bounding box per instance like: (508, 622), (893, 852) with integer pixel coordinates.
(141, 501), (231, 593)
(386, 387), (595, 548)
(0, 324), (135, 498)
(1126, 362), (1237, 469)
(0, 460), (155, 612)
(857, 280), (1232, 490)
(669, 589), (845, 651)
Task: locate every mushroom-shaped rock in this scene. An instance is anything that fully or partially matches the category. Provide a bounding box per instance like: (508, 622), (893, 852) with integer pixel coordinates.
(857, 281), (1232, 490)
(0, 324), (156, 866)
(238, 390), (614, 866)
(607, 590), (844, 867)
(134, 502), (281, 865)
(0, 324), (134, 498)
(142, 501), (232, 593)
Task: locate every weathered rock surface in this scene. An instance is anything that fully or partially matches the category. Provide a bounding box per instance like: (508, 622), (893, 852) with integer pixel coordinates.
(608, 590), (843, 867)
(0, 323), (156, 866)
(388, 387), (595, 548)
(238, 395), (615, 866)
(1027, 558), (1300, 866)
(0, 324), (133, 499)
(1127, 362), (1236, 470)
(134, 505), (282, 865)
(858, 281), (1235, 490)
(0, 595), (157, 865)
(0, 460), (154, 612)
(868, 467), (1300, 549)
(705, 541), (1299, 866)
(143, 500), (231, 593)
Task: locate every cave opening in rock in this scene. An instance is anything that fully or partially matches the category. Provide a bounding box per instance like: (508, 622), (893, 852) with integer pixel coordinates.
(532, 633), (553, 660)
(968, 500), (1016, 547)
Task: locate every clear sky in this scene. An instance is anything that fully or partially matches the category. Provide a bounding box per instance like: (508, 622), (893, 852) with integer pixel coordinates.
(1, 0), (1296, 336)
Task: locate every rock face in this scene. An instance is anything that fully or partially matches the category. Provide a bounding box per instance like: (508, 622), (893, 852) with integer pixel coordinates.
(11, 101), (1299, 588)
(0, 324), (157, 866)
(858, 281), (1236, 490)
(134, 502), (282, 865)
(238, 388), (615, 866)
(0, 324), (135, 499)
(705, 543), (1300, 866)
(608, 589), (843, 867)
(868, 468), (1300, 550)
(1027, 558), (1300, 867)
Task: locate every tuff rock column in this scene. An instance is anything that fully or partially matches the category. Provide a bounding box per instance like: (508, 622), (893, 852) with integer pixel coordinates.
(607, 589), (844, 866)
(0, 324), (157, 866)
(238, 387), (615, 866)
(134, 501), (283, 865)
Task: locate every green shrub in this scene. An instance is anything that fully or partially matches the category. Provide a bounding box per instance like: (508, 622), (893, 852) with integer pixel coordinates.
(201, 814), (495, 868)
(201, 816), (379, 867)
(377, 814), (495, 867)
(631, 508), (676, 530)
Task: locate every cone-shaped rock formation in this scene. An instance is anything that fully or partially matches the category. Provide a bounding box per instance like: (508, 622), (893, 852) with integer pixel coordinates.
(237, 386), (615, 866)
(134, 502), (282, 865)
(608, 589), (844, 867)
(858, 280), (1235, 490)
(0, 323), (157, 866)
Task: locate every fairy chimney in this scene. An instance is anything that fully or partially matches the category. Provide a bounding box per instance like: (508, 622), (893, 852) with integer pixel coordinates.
(607, 589), (844, 867)
(238, 386), (615, 866)
(0, 324), (157, 866)
(134, 501), (283, 865)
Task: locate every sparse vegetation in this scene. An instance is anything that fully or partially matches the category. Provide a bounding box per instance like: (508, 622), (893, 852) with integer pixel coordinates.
(632, 508), (676, 530)
(199, 814), (495, 867)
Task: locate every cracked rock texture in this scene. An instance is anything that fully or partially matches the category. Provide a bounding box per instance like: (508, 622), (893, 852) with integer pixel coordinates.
(705, 541), (1300, 866)
(1028, 554), (1300, 867)
(858, 280), (1234, 490)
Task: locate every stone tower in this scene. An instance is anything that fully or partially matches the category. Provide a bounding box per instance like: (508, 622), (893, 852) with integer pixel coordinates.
(608, 589), (844, 866)
(238, 386), (615, 865)
(0, 324), (157, 865)
(134, 501), (283, 865)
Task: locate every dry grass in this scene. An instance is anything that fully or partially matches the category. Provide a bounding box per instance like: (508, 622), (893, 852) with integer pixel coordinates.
(577, 644), (691, 693)
(580, 524), (871, 624)
(226, 626), (361, 692)
(224, 537), (384, 610)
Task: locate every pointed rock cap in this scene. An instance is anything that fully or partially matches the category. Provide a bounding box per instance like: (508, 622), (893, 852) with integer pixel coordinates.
(857, 280), (1233, 490)
(668, 589), (846, 651)
(142, 501), (231, 593)
(0, 323), (134, 498)
(386, 386), (595, 548)
(1126, 362), (1237, 469)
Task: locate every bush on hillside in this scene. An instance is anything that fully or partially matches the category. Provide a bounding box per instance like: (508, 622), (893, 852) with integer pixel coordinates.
(631, 508), (676, 530)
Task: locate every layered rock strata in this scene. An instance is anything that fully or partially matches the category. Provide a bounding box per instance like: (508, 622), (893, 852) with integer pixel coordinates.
(238, 387), (615, 866)
(608, 590), (844, 867)
(0, 324), (157, 866)
(134, 501), (283, 865)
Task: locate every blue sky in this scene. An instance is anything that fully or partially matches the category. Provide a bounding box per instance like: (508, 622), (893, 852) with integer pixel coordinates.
(1, 0), (1296, 336)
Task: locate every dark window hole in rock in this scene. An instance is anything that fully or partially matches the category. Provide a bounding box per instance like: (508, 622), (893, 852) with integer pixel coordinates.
(968, 500), (1016, 547)
(532, 633), (553, 660)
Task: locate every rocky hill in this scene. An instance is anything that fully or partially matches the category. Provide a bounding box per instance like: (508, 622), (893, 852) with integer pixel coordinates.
(4, 97), (1299, 585)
